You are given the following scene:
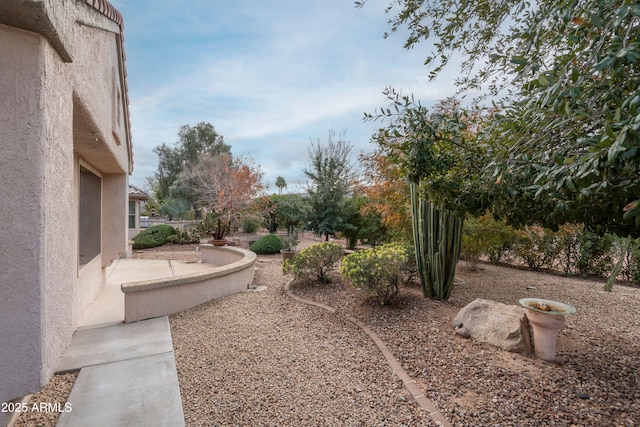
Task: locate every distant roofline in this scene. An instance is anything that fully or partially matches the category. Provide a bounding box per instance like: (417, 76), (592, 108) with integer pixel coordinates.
(129, 184), (149, 200)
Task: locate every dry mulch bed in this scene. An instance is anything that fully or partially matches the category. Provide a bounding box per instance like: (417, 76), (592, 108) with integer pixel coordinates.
(14, 236), (640, 426)
(291, 260), (640, 426)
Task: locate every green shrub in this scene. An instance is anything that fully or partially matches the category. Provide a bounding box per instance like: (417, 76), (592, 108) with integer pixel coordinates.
(191, 214), (219, 238)
(555, 224), (582, 276)
(480, 215), (518, 264)
(461, 216), (485, 271)
(282, 242), (343, 283)
(512, 226), (560, 270)
(166, 230), (200, 245)
(576, 231), (614, 277)
(340, 243), (408, 305)
(242, 216), (262, 234)
(623, 238), (640, 285)
(132, 224), (178, 249)
(460, 214), (518, 269)
(249, 234), (283, 254)
(555, 224), (614, 277)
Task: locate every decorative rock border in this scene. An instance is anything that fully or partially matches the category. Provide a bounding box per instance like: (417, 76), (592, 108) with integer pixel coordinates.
(122, 245), (256, 323)
(284, 280), (452, 427)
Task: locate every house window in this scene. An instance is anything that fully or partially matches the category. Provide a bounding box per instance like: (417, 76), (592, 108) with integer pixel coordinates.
(129, 200), (136, 229)
(79, 166), (101, 267)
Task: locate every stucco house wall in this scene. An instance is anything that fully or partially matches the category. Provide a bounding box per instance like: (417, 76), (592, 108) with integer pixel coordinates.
(128, 185), (150, 240)
(0, 0), (132, 410)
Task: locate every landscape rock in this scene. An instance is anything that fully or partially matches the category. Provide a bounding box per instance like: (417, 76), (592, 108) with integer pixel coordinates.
(452, 298), (531, 353)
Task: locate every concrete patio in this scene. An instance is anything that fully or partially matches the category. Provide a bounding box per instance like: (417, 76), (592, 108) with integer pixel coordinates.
(78, 258), (217, 327)
(51, 258), (219, 427)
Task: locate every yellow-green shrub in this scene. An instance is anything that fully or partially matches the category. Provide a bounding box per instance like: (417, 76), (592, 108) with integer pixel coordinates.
(340, 243), (408, 305)
(282, 242), (343, 283)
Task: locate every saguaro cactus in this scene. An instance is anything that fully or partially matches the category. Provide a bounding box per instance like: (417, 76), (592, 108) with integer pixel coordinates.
(410, 183), (463, 300)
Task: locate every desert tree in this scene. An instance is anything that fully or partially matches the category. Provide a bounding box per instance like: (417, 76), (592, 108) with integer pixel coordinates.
(153, 122), (230, 203)
(188, 153), (263, 229)
(363, 0), (640, 291)
(304, 130), (356, 241)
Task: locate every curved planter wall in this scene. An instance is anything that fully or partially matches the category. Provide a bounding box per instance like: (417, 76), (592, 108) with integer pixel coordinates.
(122, 245), (256, 323)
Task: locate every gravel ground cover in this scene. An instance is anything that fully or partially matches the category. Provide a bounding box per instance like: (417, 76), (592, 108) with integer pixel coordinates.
(170, 252), (434, 426)
(13, 235), (640, 426)
(168, 236), (640, 426)
(292, 256), (640, 426)
(12, 373), (77, 427)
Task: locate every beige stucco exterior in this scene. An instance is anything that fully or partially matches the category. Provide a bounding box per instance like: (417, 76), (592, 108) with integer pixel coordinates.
(122, 246), (257, 323)
(128, 185), (149, 240)
(0, 0), (132, 410)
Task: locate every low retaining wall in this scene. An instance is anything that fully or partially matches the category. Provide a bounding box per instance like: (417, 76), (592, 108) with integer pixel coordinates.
(122, 245), (256, 323)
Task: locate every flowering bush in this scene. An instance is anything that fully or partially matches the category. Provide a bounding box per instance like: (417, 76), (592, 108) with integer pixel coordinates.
(340, 243), (408, 305)
(282, 242), (343, 283)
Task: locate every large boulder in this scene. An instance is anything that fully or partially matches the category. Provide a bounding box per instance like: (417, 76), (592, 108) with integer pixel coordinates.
(452, 298), (531, 353)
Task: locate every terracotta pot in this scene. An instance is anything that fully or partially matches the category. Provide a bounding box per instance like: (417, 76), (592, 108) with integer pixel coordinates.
(211, 239), (227, 247)
(280, 249), (296, 261)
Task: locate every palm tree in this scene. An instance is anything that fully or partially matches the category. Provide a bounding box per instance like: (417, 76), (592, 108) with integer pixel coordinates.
(275, 176), (287, 195)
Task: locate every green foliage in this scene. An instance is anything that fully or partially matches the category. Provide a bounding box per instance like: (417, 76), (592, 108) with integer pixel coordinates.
(622, 238), (640, 285)
(275, 176), (287, 194)
(411, 184), (463, 300)
(555, 224), (583, 276)
(342, 194), (366, 250)
(357, 209), (388, 248)
(340, 243), (408, 305)
(280, 229), (300, 251)
(132, 224), (178, 249)
(274, 194), (310, 234)
(160, 197), (190, 221)
(576, 231), (615, 277)
(249, 234), (283, 254)
(166, 230), (200, 245)
(282, 242), (343, 283)
(153, 122), (230, 202)
(365, 0), (640, 238)
(241, 216), (262, 234)
(341, 194), (390, 250)
(512, 226), (560, 271)
(460, 216), (485, 271)
(191, 214), (221, 239)
(555, 224), (614, 277)
(477, 214), (517, 264)
(304, 130), (355, 240)
(263, 197), (279, 233)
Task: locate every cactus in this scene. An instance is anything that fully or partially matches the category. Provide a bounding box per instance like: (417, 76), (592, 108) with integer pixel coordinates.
(410, 183), (463, 300)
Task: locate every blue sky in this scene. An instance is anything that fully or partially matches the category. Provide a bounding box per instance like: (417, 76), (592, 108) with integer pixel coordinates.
(111, 0), (456, 193)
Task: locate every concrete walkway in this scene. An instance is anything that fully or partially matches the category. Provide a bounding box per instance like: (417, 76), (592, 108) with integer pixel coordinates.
(55, 317), (183, 427)
(53, 259), (216, 426)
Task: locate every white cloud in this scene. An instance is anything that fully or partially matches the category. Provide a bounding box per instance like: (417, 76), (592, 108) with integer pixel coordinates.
(117, 0), (456, 190)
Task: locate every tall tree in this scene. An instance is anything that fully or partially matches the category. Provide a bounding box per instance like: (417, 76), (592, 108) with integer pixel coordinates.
(153, 122), (230, 202)
(359, 145), (412, 239)
(275, 176), (287, 195)
(188, 153), (263, 229)
(362, 0), (640, 237)
(304, 130), (355, 241)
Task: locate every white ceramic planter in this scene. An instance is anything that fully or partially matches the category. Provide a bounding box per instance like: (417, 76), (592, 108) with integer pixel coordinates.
(519, 298), (576, 361)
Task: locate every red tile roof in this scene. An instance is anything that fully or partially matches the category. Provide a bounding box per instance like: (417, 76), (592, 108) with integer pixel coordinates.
(82, 0), (123, 29)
